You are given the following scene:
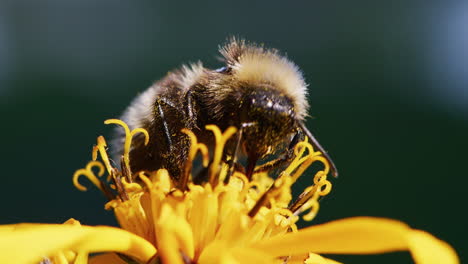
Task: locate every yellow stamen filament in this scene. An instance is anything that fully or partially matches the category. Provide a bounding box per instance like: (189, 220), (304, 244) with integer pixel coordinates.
(205, 125), (237, 185)
(288, 171), (332, 221)
(283, 139), (311, 177)
(120, 177), (143, 193)
(297, 172), (332, 221)
(104, 119), (149, 177)
(181, 128), (210, 167)
(180, 128), (209, 188)
(246, 138), (331, 221)
(138, 172), (154, 189)
(290, 145), (330, 183)
(73, 161), (105, 192)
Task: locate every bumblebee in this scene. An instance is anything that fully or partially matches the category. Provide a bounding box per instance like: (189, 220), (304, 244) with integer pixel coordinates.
(113, 38), (337, 182)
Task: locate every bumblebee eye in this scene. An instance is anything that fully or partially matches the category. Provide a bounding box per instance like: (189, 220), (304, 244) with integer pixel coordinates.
(215, 66), (231, 74)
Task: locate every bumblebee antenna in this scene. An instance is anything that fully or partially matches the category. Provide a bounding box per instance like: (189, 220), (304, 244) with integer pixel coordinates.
(297, 121), (338, 178)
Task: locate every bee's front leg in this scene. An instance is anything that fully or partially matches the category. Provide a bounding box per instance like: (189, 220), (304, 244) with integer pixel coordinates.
(253, 130), (303, 175)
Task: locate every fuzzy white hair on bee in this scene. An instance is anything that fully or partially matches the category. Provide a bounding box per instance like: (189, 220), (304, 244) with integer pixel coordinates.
(113, 38), (338, 182)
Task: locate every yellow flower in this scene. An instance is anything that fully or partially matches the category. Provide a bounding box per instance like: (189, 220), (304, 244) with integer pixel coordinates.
(0, 119), (459, 264)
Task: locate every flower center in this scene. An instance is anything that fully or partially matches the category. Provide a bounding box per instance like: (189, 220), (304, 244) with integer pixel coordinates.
(73, 119), (333, 263)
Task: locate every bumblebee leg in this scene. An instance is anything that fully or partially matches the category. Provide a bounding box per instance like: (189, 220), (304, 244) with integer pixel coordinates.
(224, 125), (244, 184)
(254, 130), (303, 174)
(176, 90), (200, 188)
(184, 90), (199, 130)
(155, 97), (175, 151)
(186, 90), (194, 120)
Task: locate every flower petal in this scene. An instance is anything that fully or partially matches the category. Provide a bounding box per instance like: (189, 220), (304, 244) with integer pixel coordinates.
(287, 253), (340, 264)
(304, 253), (343, 264)
(198, 241), (276, 264)
(197, 242), (238, 264)
(251, 217), (459, 264)
(407, 229), (459, 264)
(231, 246), (279, 264)
(0, 223), (156, 264)
(155, 204), (194, 264)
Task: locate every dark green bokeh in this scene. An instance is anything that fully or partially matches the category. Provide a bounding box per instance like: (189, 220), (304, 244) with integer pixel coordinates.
(0, 1), (466, 263)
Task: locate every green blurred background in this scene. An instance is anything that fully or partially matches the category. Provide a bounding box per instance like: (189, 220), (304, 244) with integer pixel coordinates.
(0, 1), (466, 263)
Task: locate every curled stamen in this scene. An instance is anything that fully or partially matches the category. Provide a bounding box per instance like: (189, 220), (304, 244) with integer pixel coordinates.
(205, 125), (237, 186)
(130, 128), (150, 146)
(236, 176), (257, 199)
(300, 173), (331, 221)
(104, 119), (150, 178)
(291, 155), (330, 184)
(302, 199), (320, 221)
(138, 171), (153, 190)
(233, 172), (249, 187)
(73, 161), (105, 192)
(249, 146), (325, 218)
(121, 177), (143, 193)
(290, 171), (332, 221)
(282, 140), (312, 177)
(180, 129), (210, 189)
(263, 139), (332, 221)
(273, 208), (297, 228)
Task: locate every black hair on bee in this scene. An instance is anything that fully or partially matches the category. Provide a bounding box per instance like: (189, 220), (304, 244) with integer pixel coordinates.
(112, 38), (338, 182)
